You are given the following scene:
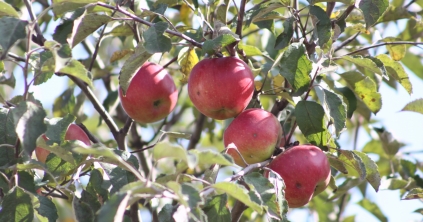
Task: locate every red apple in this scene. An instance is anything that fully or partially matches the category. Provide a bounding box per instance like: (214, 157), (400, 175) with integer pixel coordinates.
(35, 124), (91, 163)
(224, 108), (282, 167)
(188, 57), (254, 120)
(267, 145), (331, 208)
(119, 62), (178, 123)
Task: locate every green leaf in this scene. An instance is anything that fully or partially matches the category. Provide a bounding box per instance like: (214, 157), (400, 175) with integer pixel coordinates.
(53, 88), (76, 117)
(12, 101), (47, 155)
(374, 127), (405, 156)
(308, 0), (354, 4)
(341, 55), (387, 78)
(0, 73), (15, 87)
(118, 44), (152, 95)
(381, 37), (406, 61)
(328, 178), (362, 200)
(238, 43), (262, 56)
(353, 151), (381, 192)
(167, 182), (203, 211)
(315, 88), (347, 137)
(0, 1), (20, 18)
(0, 17), (27, 59)
(69, 12), (111, 47)
(338, 150), (366, 180)
(0, 107), (17, 145)
(377, 4), (415, 24)
(401, 51), (423, 80)
(18, 171), (36, 193)
(97, 192), (130, 222)
(44, 153), (76, 176)
(309, 5), (331, 47)
(244, 172), (281, 220)
(274, 17), (294, 50)
(143, 21), (172, 53)
(36, 195), (59, 222)
(326, 153), (348, 174)
(401, 98), (423, 115)
(279, 43), (312, 96)
(335, 87), (357, 119)
(376, 54), (412, 95)
(177, 47), (199, 83)
(52, 8), (85, 44)
(45, 114), (75, 146)
(0, 186), (34, 221)
(340, 71), (382, 114)
(158, 204), (176, 222)
(403, 188), (423, 200)
(34, 51), (55, 85)
(212, 182), (263, 214)
(295, 101), (328, 147)
(380, 177), (410, 190)
(58, 59), (93, 87)
(357, 199), (388, 222)
(73, 196), (95, 222)
(189, 150), (234, 167)
(203, 194), (231, 222)
(202, 34), (238, 55)
(358, 0), (389, 28)
(153, 141), (188, 162)
(362, 139), (385, 156)
(413, 208), (423, 215)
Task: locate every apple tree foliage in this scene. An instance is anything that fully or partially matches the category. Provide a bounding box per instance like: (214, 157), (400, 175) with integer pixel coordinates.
(0, 0), (423, 221)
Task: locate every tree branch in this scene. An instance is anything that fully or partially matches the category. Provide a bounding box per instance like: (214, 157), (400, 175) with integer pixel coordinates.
(231, 200), (248, 222)
(97, 2), (203, 48)
(334, 31), (361, 52)
(187, 114), (206, 150)
(338, 41), (423, 57)
(326, 2), (335, 17)
(24, 0), (46, 45)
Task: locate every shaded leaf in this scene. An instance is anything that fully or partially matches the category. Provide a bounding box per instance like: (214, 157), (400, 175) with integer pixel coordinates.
(376, 54), (412, 94)
(326, 153), (348, 174)
(380, 177), (410, 190)
(109, 49), (134, 63)
(357, 199), (387, 222)
(353, 151), (381, 192)
(0, 107), (17, 145)
(202, 34), (238, 55)
(279, 43), (312, 96)
(340, 71), (382, 114)
(17, 171), (36, 193)
(203, 194), (231, 222)
(374, 127), (405, 156)
(143, 21), (172, 53)
(53, 88), (76, 117)
(403, 188), (423, 200)
(73, 196), (95, 222)
(401, 51), (423, 80)
(358, 0), (389, 28)
(335, 87), (357, 119)
(309, 5), (331, 47)
(401, 98), (423, 115)
(0, 187), (33, 221)
(34, 51), (55, 85)
(12, 101), (47, 155)
(153, 141), (188, 163)
(328, 177), (362, 200)
(338, 150), (366, 180)
(315, 88), (347, 137)
(158, 204), (176, 222)
(274, 17), (294, 50)
(212, 182), (263, 214)
(44, 114), (75, 146)
(295, 101), (328, 147)
(341, 55), (387, 79)
(0, 73), (15, 87)
(118, 44), (152, 95)
(36, 195), (59, 222)
(0, 17), (27, 59)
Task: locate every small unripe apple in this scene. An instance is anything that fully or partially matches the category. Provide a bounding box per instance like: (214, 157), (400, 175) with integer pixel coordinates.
(188, 57), (254, 120)
(35, 124), (91, 163)
(268, 145), (331, 208)
(119, 62), (178, 123)
(224, 108), (282, 167)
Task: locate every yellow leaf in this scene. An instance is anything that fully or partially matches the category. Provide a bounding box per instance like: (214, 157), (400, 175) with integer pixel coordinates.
(254, 81), (263, 91)
(180, 4), (191, 25)
(109, 49), (134, 63)
(272, 74), (285, 93)
(382, 37), (406, 61)
(177, 47), (199, 84)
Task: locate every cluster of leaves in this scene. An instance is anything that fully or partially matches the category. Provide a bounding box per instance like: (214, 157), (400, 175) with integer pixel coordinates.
(1, 0), (423, 221)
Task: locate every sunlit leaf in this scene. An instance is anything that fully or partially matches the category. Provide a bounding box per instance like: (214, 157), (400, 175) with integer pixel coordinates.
(177, 47), (199, 84)
(212, 182), (263, 214)
(326, 153), (348, 174)
(380, 177), (410, 190)
(0, 187), (33, 221)
(0, 1), (19, 18)
(97, 192), (130, 222)
(189, 150), (234, 167)
(279, 43), (312, 96)
(401, 50), (423, 80)
(340, 71), (382, 114)
(203, 194), (231, 222)
(374, 127), (405, 156)
(34, 51), (55, 85)
(401, 98), (423, 115)
(315, 88), (347, 137)
(153, 141), (188, 163)
(381, 37), (406, 61)
(403, 188), (423, 200)
(202, 34), (238, 55)
(328, 178), (362, 200)
(341, 55), (387, 79)
(358, 198), (388, 222)
(376, 54), (412, 95)
(353, 151), (381, 192)
(338, 150), (366, 180)
(274, 17), (294, 50)
(69, 11), (111, 47)
(238, 43), (262, 56)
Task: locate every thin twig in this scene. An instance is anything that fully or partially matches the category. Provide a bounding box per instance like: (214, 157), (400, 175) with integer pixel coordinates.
(337, 41), (423, 58)
(24, 0), (46, 45)
(187, 114), (206, 150)
(97, 2), (203, 48)
(235, 0), (247, 39)
(334, 31), (361, 52)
